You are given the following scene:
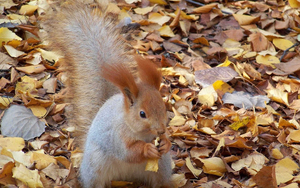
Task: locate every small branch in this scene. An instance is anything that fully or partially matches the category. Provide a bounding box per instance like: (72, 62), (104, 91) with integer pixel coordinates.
(186, 0), (232, 15)
(279, 42), (299, 62)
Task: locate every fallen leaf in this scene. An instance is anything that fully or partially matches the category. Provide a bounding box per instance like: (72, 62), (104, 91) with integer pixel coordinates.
(222, 91), (270, 109)
(19, 5), (38, 16)
(252, 165), (277, 188)
(30, 150), (57, 170)
(148, 12), (170, 26)
(158, 25), (175, 37)
(41, 163), (69, 180)
(200, 157), (226, 176)
(192, 3), (217, 14)
(0, 162), (16, 186)
(197, 85), (218, 107)
(12, 164), (43, 188)
(273, 38), (294, 51)
(4, 45), (25, 57)
(1, 105), (45, 140)
(195, 67), (238, 87)
(266, 88), (289, 106)
(186, 157), (202, 177)
(256, 54), (280, 68)
(16, 64), (46, 74)
(233, 14), (259, 25)
(0, 27), (22, 46)
(0, 137), (25, 151)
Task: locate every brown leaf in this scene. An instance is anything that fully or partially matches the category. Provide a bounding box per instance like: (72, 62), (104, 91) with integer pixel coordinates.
(249, 32), (269, 52)
(253, 166), (277, 188)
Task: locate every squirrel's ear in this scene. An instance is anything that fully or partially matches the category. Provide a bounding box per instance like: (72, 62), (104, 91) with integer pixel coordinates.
(135, 56), (162, 90)
(102, 63), (138, 106)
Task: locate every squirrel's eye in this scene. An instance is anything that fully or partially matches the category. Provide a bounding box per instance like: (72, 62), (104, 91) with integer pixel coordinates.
(140, 111), (146, 118)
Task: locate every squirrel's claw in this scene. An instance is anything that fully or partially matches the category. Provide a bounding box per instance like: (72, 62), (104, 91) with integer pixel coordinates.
(144, 143), (161, 159)
(158, 135), (171, 155)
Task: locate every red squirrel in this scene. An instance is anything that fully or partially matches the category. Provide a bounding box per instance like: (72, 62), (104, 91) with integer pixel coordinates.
(42, 0), (173, 187)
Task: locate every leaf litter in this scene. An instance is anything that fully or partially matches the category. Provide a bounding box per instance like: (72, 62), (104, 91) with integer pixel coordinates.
(0, 0), (300, 187)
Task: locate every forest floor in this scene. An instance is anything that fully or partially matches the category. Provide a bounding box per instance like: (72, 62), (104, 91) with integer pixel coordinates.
(1, 0), (300, 187)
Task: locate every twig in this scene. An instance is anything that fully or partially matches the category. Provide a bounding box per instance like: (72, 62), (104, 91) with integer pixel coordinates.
(186, 0), (232, 15)
(279, 42), (299, 62)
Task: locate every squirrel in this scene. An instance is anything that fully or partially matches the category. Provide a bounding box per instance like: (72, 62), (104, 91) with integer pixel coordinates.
(41, 0), (173, 187)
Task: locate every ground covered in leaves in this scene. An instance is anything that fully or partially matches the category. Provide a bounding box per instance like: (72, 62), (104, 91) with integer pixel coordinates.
(1, 0), (300, 187)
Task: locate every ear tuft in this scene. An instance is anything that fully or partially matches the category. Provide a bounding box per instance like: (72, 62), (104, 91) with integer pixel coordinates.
(102, 63), (138, 105)
(135, 56), (162, 90)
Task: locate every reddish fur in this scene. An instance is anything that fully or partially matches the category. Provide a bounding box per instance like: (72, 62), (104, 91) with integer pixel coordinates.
(135, 56), (162, 90)
(102, 63), (138, 109)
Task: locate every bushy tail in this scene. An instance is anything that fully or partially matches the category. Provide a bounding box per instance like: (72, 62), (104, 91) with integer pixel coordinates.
(41, 0), (133, 148)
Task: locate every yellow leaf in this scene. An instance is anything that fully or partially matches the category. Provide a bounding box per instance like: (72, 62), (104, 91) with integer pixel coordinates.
(273, 38), (294, 51)
(119, 9), (131, 21)
(218, 56), (232, 67)
(196, 127), (216, 135)
(27, 105), (47, 118)
(0, 97), (13, 109)
(213, 138), (225, 156)
(160, 67), (177, 76)
(7, 14), (27, 23)
(276, 157), (299, 173)
(200, 157), (226, 176)
(271, 148), (283, 160)
(256, 54), (280, 68)
(289, 0), (300, 8)
(0, 28), (22, 46)
(4, 150), (32, 167)
(232, 14), (259, 25)
(158, 25), (175, 37)
(278, 117), (298, 129)
(213, 80), (234, 96)
(266, 88), (289, 106)
(15, 76), (38, 96)
(229, 117), (250, 131)
(19, 5), (38, 16)
(171, 174), (187, 187)
(186, 157), (202, 177)
(275, 157), (299, 185)
(265, 104), (280, 115)
(148, 12), (171, 26)
(287, 130), (300, 143)
(12, 164), (43, 188)
(149, 0), (167, 5)
(177, 9), (199, 20)
(169, 115), (186, 126)
(134, 6), (155, 15)
(38, 49), (62, 63)
(106, 3), (120, 14)
(192, 3), (217, 13)
(197, 85), (217, 107)
(256, 113), (274, 125)
(0, 137), (25, 151)
(31, 150), (57, 170)
(145, 158), (159, 172)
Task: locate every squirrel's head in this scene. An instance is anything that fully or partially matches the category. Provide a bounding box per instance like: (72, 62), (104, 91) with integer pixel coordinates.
(102, 56), (167, 141)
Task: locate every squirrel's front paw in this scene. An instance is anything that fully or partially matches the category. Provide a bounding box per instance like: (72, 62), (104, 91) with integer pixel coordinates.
(144, 143), (160, 159)
(159, 135), (171, 155)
